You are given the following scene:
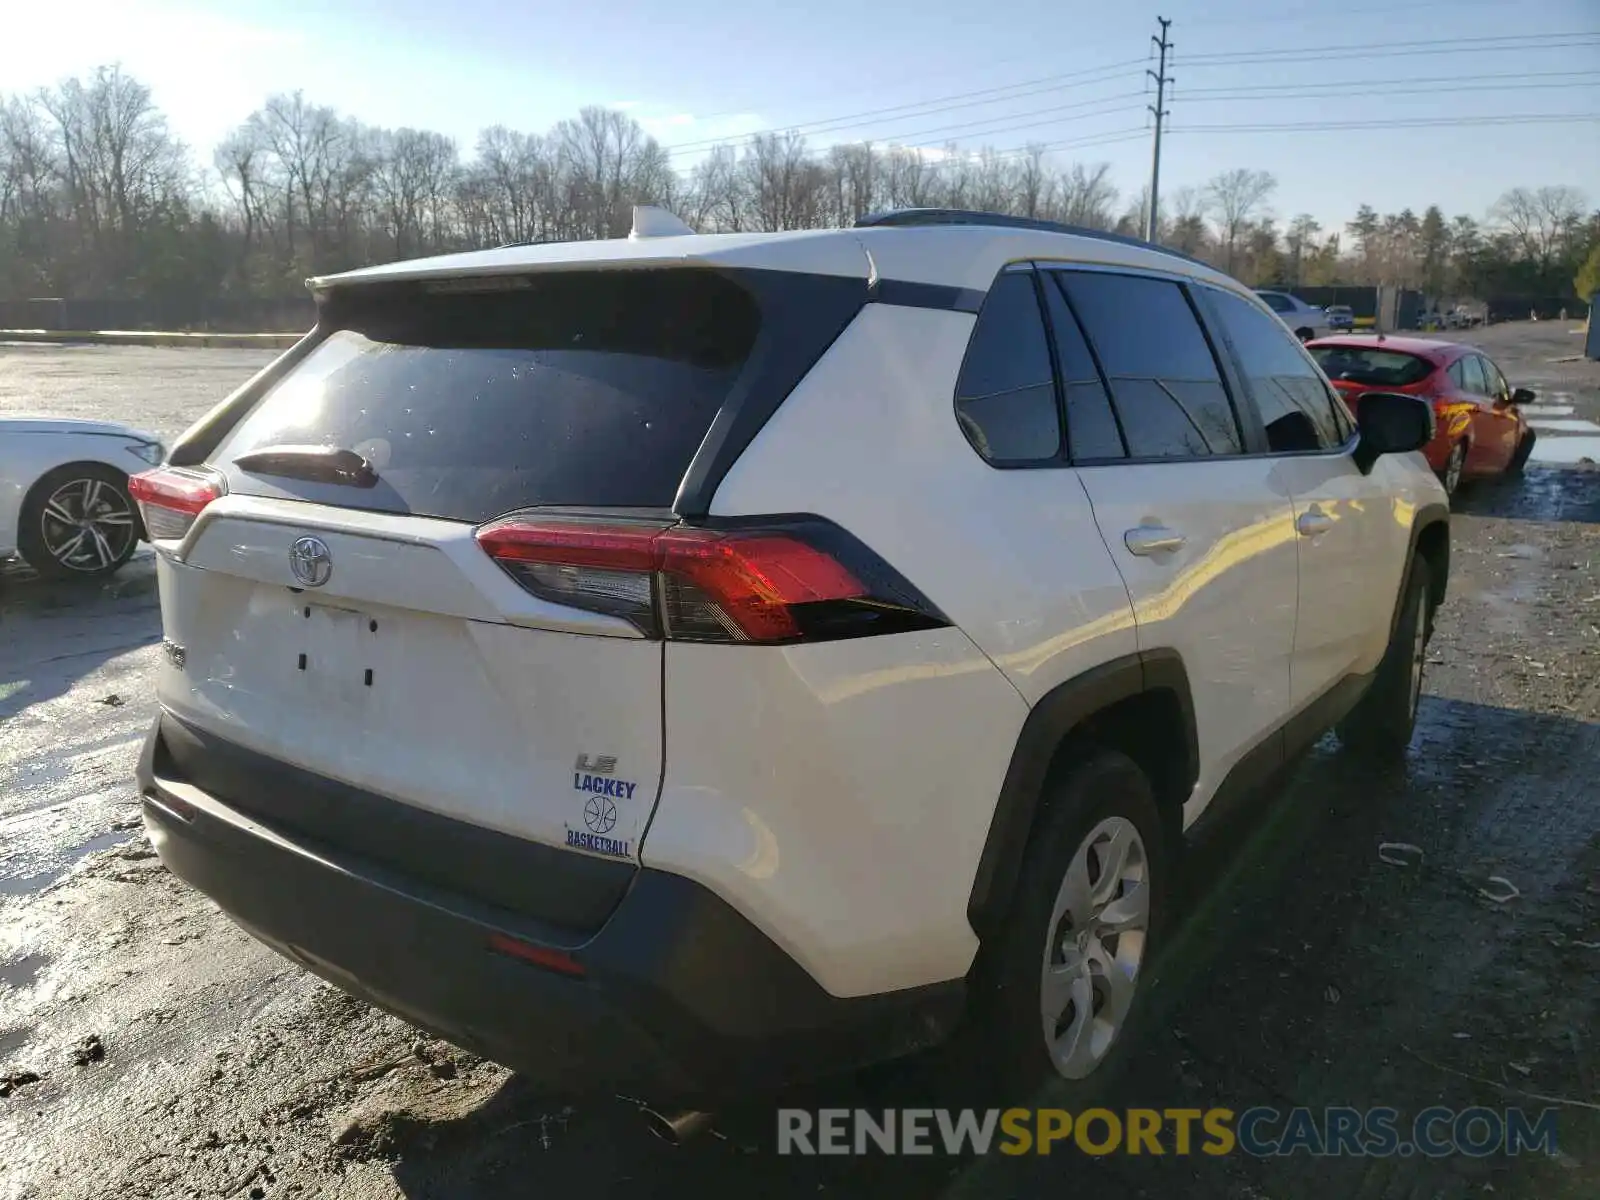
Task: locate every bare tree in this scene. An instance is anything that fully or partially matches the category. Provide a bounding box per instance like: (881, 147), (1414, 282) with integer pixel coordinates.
(555, 107), (671, 239)
(684, 144), (744, 232)
(1053, 162), (1117, 229)
(1491, 185), (1587, 272)
(470, 125), (548, 244)
(1284, 214), (1320, 286)
(741, 132), (823, 231)
(1205, 168), (1276, 274)
(36, 66), (190, 292)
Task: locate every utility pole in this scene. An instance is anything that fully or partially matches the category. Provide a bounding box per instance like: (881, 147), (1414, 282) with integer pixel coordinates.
(1145, 17), (1173, 244)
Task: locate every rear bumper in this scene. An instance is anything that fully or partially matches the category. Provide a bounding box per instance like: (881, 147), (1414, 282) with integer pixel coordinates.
(136, 715), (962, 1104)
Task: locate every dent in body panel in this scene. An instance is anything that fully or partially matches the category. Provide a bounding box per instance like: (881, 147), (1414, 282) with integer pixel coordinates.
(642, 628), (1028, 998)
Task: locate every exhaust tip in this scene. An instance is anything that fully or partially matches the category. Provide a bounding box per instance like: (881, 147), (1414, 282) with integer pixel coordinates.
(642, 1107), (713, 1145)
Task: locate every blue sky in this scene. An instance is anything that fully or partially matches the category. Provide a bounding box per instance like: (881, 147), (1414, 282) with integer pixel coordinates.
(5, 0), (1597, 230)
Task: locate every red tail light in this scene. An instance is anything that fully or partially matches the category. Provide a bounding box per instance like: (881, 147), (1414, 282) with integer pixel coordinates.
(128, 467), (226, 541)
(476, 516), (948, 645)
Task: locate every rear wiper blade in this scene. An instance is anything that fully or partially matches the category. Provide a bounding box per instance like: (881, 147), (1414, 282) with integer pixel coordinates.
(233, 444), (379, 488)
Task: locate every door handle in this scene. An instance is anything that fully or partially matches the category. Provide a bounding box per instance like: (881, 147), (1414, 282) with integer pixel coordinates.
(1124, 525), (1186, 556)
(1297, 508), (1335, 537)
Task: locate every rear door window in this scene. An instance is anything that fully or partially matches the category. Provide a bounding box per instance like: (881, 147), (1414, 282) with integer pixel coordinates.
(953, 270), (1063, 463)
(1478, 356), (1509, 400)
(212, 270), (770, 523)
(1060, 271), (1242, 459)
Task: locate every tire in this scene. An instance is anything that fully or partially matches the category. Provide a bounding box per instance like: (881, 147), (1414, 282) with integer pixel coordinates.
(1440, 439), (1466, 497)
(1295, 327), (1314, 343)
(1507, 428), (1536, 476)
(1338, 555), (1431, 760)
(17, 463), (140, 581)
(967, 749), (1169, 1099)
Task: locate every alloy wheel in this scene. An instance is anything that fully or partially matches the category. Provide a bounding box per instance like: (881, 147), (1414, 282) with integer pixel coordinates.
(39, 476), (137, 574)
(1039, 815), (1150, 1080)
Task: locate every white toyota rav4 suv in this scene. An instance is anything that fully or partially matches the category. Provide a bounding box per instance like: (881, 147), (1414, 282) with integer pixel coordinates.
(134, 208), (1449, 1114)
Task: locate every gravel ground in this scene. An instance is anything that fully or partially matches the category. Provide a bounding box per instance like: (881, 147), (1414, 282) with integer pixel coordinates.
(1, 324), (1598, 1199)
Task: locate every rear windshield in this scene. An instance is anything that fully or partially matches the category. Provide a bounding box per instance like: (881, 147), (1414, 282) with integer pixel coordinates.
(1308, 346), (1432, 388)
(212, 270), (763, 523)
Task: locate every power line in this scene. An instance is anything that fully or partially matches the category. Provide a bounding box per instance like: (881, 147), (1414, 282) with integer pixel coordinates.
(886, 97), (1147, 149)
(680, 40), (1133, 125)
(650, 29), (1599, 170)
(1169, 113), (1600, 133)
(1180, 80), (1599, 104)
(1177, 32), (1600, 67)
(981, 128), (1153, 161)
(659, 60), (1144, 156)
(1175, 68), (1600, 95)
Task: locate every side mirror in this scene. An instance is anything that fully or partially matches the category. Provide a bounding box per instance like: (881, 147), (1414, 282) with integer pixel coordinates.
(1510, 386), (1536, 406)
(1352, 392), (1435, 474)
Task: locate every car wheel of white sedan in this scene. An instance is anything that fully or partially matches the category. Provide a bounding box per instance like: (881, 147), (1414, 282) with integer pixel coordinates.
(19, 464), (140, 580)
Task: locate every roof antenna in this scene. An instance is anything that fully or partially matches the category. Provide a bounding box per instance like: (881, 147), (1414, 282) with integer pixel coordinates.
(629, 205), (695, 240)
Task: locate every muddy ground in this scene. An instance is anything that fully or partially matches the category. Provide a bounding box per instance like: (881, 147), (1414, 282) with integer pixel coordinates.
(1, 324), (1598, 1199)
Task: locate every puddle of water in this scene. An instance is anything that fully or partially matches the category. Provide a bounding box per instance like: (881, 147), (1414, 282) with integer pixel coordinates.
(1528, 418), (1600, 433)
(0, 1025), (31, 1063)
(1530, 436), (1600, 465)
(0, 828), (133, 898)
(0, 952), (49, 992)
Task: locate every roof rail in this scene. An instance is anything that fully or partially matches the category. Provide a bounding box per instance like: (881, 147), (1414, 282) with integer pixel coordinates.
(852, 208), (1213, 270)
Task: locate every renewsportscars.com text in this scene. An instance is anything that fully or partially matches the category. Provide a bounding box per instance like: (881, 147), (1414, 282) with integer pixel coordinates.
(776, 1106), (1559, 1158)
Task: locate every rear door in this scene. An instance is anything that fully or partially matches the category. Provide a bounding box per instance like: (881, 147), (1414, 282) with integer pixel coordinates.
(1201, 285), (1405, 713)
(1454, 353), (1503, 475)
(144, 268), (792, 865)
(1474, 355), (1521, 471)
(1046, 268), (1299, 815)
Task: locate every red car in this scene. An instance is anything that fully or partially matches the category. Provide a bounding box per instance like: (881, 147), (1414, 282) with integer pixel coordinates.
(1306, 335), (1537, 495)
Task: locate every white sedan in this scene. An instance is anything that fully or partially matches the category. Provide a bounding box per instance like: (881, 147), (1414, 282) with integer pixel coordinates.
(1, 417), (165, 579)
(1253, 290), (1332, 342)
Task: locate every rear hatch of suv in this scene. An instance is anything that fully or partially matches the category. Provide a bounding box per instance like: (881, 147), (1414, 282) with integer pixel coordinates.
(134, 265), (864, 929)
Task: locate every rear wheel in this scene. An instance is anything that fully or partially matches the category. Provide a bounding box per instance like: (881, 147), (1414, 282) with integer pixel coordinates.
(17, 464), (139, 580)
(971, 749), (1168, 1096)
(1339, 555), (1431, 760)
(1440, 440), (1467, 496)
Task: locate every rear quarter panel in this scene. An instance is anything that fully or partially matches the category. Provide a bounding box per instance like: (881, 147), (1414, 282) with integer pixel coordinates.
(640, 303), (1138, 997)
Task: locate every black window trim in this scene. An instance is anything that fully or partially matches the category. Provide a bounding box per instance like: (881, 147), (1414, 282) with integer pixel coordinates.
(1043, 263), (1259, 467)
(1189, 280), (1361, 463)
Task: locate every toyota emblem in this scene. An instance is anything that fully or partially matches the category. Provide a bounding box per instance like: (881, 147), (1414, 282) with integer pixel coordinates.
(289, 536), (333, 587)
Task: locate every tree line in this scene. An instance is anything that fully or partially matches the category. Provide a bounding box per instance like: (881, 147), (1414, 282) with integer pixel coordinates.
(2, 66), (1596, 317)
